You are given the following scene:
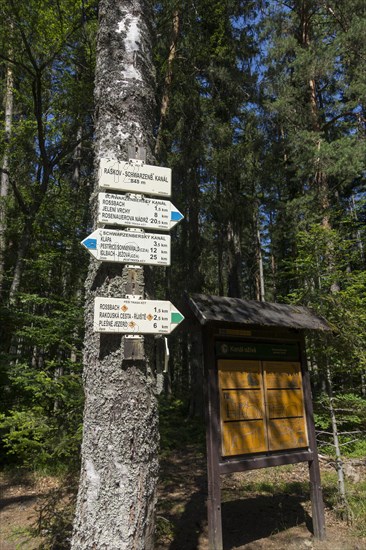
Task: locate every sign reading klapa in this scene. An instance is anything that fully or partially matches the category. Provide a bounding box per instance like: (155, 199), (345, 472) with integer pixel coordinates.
(81, 228), (171, 266)
(99, 158), (172, 197)
(94, 297), (184, 334)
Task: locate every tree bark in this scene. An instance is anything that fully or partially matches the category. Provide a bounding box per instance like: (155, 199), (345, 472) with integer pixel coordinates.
(325, 359), (352, 521)
(0, 61), (14, 296)
(8, 218), (32, 304)
(227, 219), (242, 298)
(155, 8), (180, 160)
(71, 2), (159, 548)
(254, 209), (265, 302)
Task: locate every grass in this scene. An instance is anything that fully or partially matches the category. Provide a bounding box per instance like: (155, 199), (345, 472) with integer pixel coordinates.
(347, 480), (366, 536)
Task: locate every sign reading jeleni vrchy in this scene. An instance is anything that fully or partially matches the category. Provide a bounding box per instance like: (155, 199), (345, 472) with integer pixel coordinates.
(94, 297), (184, 334)
(99, 158), (171, 197)
(81, 228), (170, 266)
(98, 192), (183, 230)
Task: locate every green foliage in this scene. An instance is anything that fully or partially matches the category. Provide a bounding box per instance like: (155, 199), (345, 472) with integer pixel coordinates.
(0, 0), (96, 476)
(0, 0), (364, 485)
(0, 360), (83, 471)
(314, 392), (366, 457)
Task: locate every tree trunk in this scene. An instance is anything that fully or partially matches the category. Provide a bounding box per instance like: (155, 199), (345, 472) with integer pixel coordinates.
(325, 359), (352, 521)
(0, 62), (14, 296)
(256, 227), (265, 301)
(227, 220), (242, 298)
(254, 209), (265, 301)
(8, 218), (32, 304)
(71, 2), (159, 549)
(155, 8), (180, 160)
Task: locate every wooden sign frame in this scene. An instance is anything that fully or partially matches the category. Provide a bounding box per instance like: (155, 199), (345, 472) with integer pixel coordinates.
(202, 325), (325, 550)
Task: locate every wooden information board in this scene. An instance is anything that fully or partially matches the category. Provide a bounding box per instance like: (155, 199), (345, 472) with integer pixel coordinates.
(218, 358), (308, 456)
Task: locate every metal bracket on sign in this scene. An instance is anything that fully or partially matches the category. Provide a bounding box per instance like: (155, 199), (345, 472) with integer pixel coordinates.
(128, 145), (146, 163)
(164, 337), (170, 374)
(124, 227), (145, 234)
(125, 193), (146, 202)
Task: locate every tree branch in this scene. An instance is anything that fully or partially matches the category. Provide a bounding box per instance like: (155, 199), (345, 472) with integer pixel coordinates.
(0, 168), (30, 216)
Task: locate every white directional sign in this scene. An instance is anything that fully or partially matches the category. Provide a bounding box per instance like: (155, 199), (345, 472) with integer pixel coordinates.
(81, 228), (170, 266)
(94, 297), (185, 334)
(98, 193), (183, 230)
(99, 158), (171, 197)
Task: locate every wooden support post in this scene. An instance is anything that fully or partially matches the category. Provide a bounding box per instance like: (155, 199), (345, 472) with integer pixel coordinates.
(300, 336), (326, 540)
(203, 326), (223, 550)
(122, 146), (146, 361)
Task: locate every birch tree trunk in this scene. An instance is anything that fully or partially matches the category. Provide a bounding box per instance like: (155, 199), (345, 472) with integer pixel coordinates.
(71, 1), (159, 548)
(0, 61), (14, 296)
(325, 359), (351, 521)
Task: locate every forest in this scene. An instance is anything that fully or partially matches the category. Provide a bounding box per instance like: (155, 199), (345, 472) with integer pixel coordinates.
(0, 0), (365, 548)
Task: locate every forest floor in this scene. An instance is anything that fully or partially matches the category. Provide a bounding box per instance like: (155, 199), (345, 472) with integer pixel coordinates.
(1, 449), (366, 550)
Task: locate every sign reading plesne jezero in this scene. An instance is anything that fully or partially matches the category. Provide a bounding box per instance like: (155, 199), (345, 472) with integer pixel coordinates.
(94, 297), (184, 334)
(81, 228), (170, 266)
(99, 158), (171, 197)
(97, 192), (183, 230)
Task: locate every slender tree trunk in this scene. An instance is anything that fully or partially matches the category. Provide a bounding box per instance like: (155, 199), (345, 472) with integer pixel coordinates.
(227, 220), (242, 298)
(155, 8), (180, 160)
(8, 218), (32, 304)
(0, 62), (14, 296)
(217, 227), (224, 295)
(216, 180), (224, 295)
(257, 227), (265, 301)
(350, 194), (364, 265)
(254, 209), (265, 301)
(325, 360), (352, 521)
(361, 371), (366, 398)
(72, 126), (83, 191)
(71, 2), (159, 548)
(188, 164), (202, 292)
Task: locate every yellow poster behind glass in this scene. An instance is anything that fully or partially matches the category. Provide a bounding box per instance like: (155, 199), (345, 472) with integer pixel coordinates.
(218, 359), (308, 457)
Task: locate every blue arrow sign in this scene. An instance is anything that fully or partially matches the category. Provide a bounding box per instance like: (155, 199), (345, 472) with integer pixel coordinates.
(171, 210), (184, 222)
(82, 238), (97, 250)
(81, 228), (171, 266)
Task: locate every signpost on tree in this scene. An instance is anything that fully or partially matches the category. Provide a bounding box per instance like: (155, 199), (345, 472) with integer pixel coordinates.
(93, 297), (184, 334)
(71, 2), (183, 549)
(81, 228), (171, 265)
(97, 192), (183, 230)
(99, 157), (172, 196)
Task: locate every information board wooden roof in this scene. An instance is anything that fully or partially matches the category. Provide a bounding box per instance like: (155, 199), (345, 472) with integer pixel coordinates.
(188, 294), (331, 332)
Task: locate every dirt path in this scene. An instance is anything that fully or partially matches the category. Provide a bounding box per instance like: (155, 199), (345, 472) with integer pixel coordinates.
(156, 448), (366, 550)
(1, 453), (365, 549)
(0, 472), (59, 549)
